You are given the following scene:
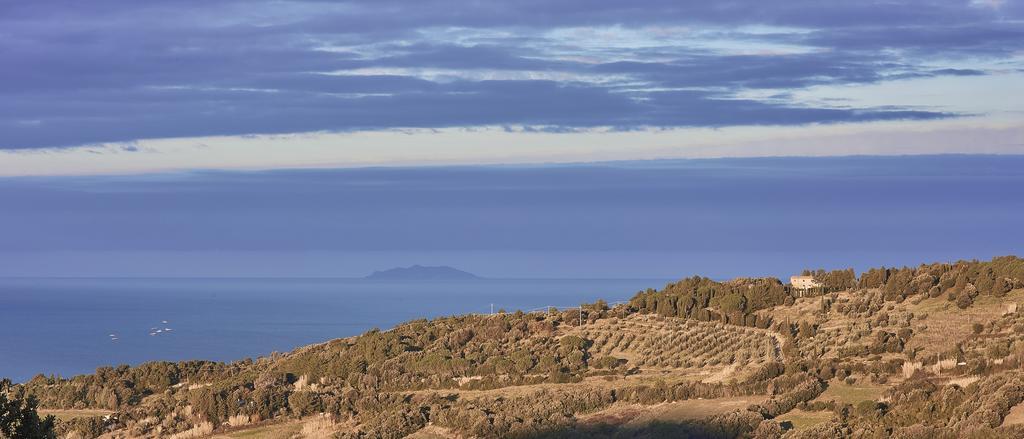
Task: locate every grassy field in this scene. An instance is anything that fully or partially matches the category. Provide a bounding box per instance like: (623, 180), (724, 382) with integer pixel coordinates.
(775, 408), (834, 431)
(813, 380), (886, 405)
(210, 421), (302, 439)
(906, 288), (1024, 359)
(37, 409), (113, 421)
(578, 395), (767, 428)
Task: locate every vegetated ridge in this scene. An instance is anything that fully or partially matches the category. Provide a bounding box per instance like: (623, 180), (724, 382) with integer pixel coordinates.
(5, 256), (1024, 438)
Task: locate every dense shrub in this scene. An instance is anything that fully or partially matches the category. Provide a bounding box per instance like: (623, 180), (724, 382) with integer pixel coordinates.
(0, 394), (56, 439)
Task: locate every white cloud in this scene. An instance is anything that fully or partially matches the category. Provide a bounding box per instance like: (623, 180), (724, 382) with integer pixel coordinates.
(2, 119), (1021, 176)
(971, 0), (1006, 9)
(320, 68), (630, 84)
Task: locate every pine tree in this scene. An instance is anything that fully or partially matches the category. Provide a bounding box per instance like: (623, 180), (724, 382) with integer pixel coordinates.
(0, 393), (57, 439)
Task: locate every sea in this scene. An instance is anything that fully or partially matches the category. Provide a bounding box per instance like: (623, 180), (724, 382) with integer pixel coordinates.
(0, 277), (669, 383)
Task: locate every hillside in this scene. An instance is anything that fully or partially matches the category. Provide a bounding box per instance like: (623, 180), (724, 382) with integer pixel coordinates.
(6, 256), (1024, 438)
(365, 265), (480, 280)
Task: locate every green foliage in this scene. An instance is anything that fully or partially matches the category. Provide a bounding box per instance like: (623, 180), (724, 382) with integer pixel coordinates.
(15, 360), (237, 411)
(855, 400), (883, 419)
(0, 393), (56, 439)
(629, 276), (786, 327)
(590, 356), (626, 370)
(288, 391), (321, 417)
(558, 335), (589, 351)
(188, 387), (231, 424)
(803, 268), (857, 290)
(717, 293), (746, 314)
(859, 256), (1024, 309)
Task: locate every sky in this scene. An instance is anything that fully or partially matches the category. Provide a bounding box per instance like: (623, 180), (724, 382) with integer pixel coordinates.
(1, 0), (1024, 175)
(2, 2), (1023, 278)
(2, 155), (1022, 278)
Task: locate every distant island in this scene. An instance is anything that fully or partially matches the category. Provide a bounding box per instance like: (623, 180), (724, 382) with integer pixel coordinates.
(365, 265), (480, 280)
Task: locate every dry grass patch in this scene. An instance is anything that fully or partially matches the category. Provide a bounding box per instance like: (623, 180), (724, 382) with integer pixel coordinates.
(759, 296), (824, 325)
(944, 376), (981, 387)
(299, 415), (338, 438)
(906, 289), (1024, 358)
(901, 361), (923, 379)
(578, 395), (768, 428)
(813, 380), (886, 405)
(168, 422), (214, 439)
(37, 409), (113, 421)
(226, 414), (253, 428)
(776, 408), (833, 431)
(211, 421), (303, 439)
(1002, 401), (1024, 427)
(700, 364), (738, 384)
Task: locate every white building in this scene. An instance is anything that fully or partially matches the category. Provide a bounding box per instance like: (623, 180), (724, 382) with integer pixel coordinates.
(790, 275), (822, 289)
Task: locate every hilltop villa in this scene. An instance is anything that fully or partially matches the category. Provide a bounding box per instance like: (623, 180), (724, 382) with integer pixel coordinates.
(790, 275), (823, 290)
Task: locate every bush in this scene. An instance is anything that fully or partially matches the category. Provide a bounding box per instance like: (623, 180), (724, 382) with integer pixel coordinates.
(558, 335), (589, 351)
(956, 293), (974, 310)
(0, 394), (57, 439)
(288, 391), (322, 417)
(591, 356), (626, 370)
(58, 416), (107, 439)
(855, 400), (882, 419)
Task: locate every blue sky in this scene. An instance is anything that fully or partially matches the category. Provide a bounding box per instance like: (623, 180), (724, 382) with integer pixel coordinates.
(1, 0), (1023, 174)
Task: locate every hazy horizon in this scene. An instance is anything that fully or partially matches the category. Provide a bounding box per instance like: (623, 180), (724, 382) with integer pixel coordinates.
(3, 154), (1021, 279)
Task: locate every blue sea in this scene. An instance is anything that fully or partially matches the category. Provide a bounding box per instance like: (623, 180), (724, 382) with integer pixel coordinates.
(0, 277), (667, 383)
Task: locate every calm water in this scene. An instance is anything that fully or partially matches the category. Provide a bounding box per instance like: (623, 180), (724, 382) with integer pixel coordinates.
(0, 277), (667, 382)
